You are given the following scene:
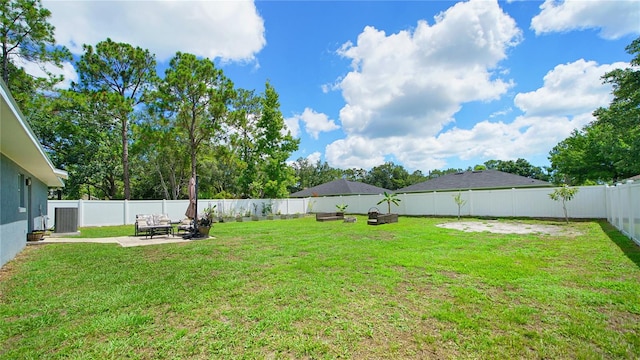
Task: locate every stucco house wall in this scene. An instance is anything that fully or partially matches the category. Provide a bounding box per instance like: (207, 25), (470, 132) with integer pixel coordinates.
(0, 154), (48, 265)
(1, 79), (66, 268)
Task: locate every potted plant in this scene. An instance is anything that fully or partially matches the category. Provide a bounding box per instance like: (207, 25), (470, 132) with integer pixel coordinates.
(27, 230), (44, 242)
(198, 205), (216, 237)
(335, 203), (348, 216)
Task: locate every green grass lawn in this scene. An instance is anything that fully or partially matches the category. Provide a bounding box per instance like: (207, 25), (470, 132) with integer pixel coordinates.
(1, 217), (639, 359)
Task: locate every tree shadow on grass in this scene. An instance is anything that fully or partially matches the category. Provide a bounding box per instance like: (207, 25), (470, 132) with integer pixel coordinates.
(598, 220), (640, 269)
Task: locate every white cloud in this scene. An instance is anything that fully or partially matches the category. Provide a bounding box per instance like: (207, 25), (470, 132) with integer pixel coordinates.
(327, 58), (625, 171)
(289, 108), (340, 140)
(44, 0), (266, 62)
(424, 60), (625, 167)
(514, 60), (628, 116)
(327, 0), (522, 169)
(325, 136), (386, 170)
(284, 116), (301, 138)
(531, 0), (640, 39)
(336, 0), (521, 140)
(306, 151), (322, 164)
(14, 57), (77, 89)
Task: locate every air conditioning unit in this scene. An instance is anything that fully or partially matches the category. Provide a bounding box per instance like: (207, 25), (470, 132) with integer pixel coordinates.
(54, 208), (78, 233)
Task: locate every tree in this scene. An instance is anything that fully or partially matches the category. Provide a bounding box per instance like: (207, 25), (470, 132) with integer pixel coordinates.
(0, 0), (70, 86)
(343, 168), (368, 182)
(407, 170), (428, 186)
(255, 81), (299, 198)
(290, 158), (342, 193)
(377, 191), (401, 214)
(549, 127), (617, 185)
(290, 157), (314, 193)
(74, 38), (157, 199)
(152, 52), (234, 182)
(453, 192), (466, 220)
(548, 185), (579, 223)
(484, 158), (548, 181)
(427, 168), (463, 179)
(313, 161), (343, 187)
(367, 162), (409, 190)
(229, 88), (261, 198)
(132, 111), (190, 199)
(1, 0), (71, 155)
(36, 90), (122, 199)
(549, 37), (640, 184)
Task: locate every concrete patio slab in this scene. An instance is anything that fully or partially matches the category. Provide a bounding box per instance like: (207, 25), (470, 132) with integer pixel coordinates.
(31, 235), (212, 247)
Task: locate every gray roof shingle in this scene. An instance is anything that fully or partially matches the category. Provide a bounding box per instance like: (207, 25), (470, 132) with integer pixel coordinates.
(397, 170), (551, 193)
(289, 179), (392, 198)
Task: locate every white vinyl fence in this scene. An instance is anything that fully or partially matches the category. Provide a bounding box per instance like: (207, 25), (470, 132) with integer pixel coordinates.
(47, 183), (639, 246)
(606, 181), (640, 246)
(308, 185), (607, 219)
(47, 198), (310, 228)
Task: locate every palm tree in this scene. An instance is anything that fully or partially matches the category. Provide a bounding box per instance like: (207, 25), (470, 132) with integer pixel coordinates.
(377, 192), (401, 213)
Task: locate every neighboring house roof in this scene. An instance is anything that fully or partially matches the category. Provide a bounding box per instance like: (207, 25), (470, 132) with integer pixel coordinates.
(1, 80), (67, 187)
(397, 170), (551, 193)
(625, 174), (640, 182)
(289, 179), (392, 198)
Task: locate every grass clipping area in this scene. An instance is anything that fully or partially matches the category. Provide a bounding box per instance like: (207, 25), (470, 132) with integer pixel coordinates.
(1, 217), (639, 359)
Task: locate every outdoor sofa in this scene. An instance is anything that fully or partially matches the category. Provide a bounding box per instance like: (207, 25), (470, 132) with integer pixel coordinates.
(135, 214), (174, 238)
(315, 212), (345, 222)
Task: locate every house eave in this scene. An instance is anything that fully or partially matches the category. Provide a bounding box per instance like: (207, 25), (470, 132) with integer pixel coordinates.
(0, 80), (66, 187)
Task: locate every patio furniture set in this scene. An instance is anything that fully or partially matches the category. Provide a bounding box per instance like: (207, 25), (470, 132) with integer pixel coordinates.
(135, 214), (194, 239)
(315, 209), (397, 225)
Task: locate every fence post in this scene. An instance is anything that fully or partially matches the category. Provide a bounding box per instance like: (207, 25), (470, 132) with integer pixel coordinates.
(626, 181), (634, 239)
(123, 199), (129, 226)
(77, 199), (84, 228)
(617, 183), (623, 230)
(511, 188), (516, 217)
(605, 185), (611, 223)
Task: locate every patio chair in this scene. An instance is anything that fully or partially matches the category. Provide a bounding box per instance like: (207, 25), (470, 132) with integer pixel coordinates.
(177, 218), (194, 234)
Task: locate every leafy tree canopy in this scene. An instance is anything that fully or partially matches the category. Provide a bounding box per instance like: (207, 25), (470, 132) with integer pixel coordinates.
(0, 0), (70, 87)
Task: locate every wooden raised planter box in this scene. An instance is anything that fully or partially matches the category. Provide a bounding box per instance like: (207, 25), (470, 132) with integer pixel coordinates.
(315, 212), (345, 222)
(367, 212), (398, 226)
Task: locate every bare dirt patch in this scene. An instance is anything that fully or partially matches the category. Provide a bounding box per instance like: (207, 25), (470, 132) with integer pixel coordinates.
(437, 220), (579, 236)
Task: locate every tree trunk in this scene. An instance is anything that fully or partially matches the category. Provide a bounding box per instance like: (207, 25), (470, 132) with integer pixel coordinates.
(191, 148), (197, 181)
(2, 43), (8, 84)
(122, 116), (130, 200)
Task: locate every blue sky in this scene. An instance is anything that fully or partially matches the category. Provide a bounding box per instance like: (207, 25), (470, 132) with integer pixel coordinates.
(39, 0), (640, 173)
